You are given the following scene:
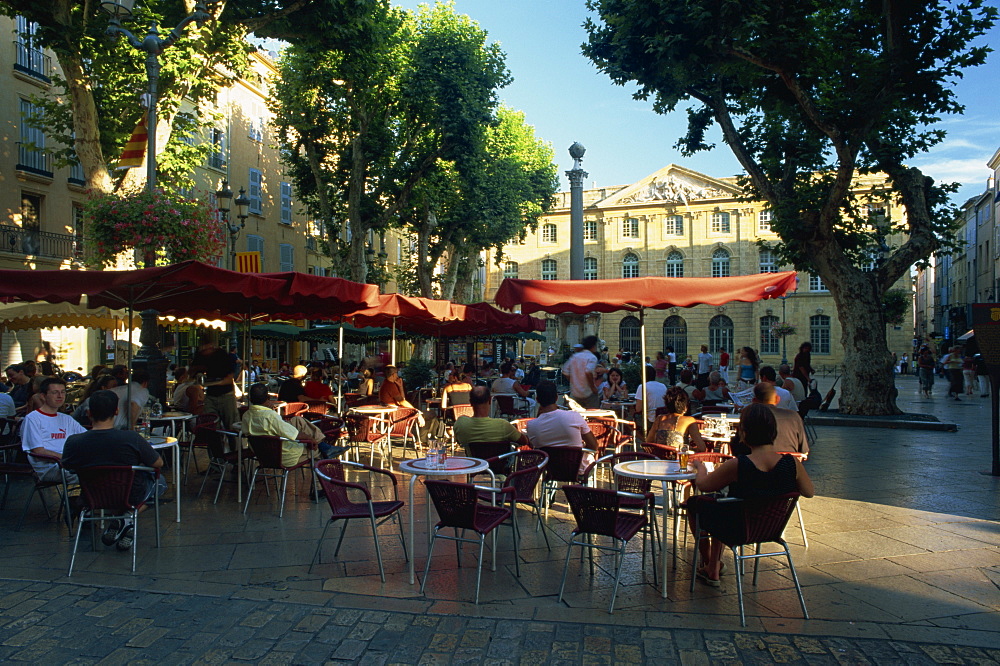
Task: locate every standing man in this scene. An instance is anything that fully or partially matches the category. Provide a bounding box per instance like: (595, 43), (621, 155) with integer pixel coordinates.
(718, 347), (730, 381)
(696, 345), (714, 388)
(61, 390), (165, 551)
(562, 335), (601, 409)
(192, 339), (238, 429)
(666, 346), (677, 385)
(21, 377), (86, 483)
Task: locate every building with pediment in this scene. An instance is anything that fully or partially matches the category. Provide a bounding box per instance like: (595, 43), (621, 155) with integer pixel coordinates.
(483, 165), (913, 371)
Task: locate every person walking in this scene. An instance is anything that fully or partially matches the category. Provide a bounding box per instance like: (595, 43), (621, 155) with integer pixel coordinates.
(940, 346), (964, 401)
(916, 346), (935, 398)
(792, 341), (814, 391)
(666, 346), (677, 385)
(562, 335), (601, 409)
(696, 345), (713, 388)
(962, 352), (976, 396)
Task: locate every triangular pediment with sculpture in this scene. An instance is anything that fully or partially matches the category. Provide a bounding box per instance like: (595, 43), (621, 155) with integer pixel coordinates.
(601, 164), (740, 207)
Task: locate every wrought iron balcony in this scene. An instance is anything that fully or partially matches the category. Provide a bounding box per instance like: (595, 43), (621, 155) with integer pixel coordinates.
(13, 42), (51, 83)
(16, 145), (52, 178)
(0, 226), (83, 261)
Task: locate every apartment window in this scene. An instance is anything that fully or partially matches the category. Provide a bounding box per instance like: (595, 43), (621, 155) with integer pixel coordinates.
(664, 214), (683, 236)
(68, 157), (85, 185)
(280, 182), (292, 224)
(810, 314), (831, 354)
(72, 205), (85, 260)
(247, 234), (264, 270)
(541, 258), (557, 280)
(18, 99), (50, 176)
(760, 315), (780, 355)
(279, 243), (294, 272)
(665, 251), (684, 278)
(248, 102), (265, 142)
(19, 192), (41, 255)
(208, 128), (226, 170)
(541, 223), (557, 243)
(708, 315), (734, 356)
(622, 252), (640, 279)
(711, 211), (731, 234)
(711, 248), (731, 278)
(503, 261), (518, 280)
(619, 316), (640, 353)
(584, 257), (598, 280)
(758, 209), (772, 232)
(583, 219), (597, 241)
(759, 248), (778, 273)
(249, 168), (262, 215)
(622, 217), (639, 239)
(14, 16), (49, 82)
(663, 315), (687, 359)
(809, 274), (828, 292)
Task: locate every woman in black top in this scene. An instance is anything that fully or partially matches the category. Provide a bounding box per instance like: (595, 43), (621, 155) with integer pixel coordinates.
(689, 403), (814, 586)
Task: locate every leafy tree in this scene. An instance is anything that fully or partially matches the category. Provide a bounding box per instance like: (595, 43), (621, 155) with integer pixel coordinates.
(583, 0), (996, 414)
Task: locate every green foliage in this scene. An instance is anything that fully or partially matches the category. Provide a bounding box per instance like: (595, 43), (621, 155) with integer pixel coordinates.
(400, 357), (435, 389)
(83, 189), (226, 267)
(882, 289), (910, 327)
(619, 361), (641, 393)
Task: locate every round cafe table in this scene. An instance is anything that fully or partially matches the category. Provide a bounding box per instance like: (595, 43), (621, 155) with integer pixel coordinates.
(614, 459), (696, 598)
(150, 411), (194, 441)
(600, 401), (634, 420)
(147, 436), (181, 523)
(398, 456), (494, 585)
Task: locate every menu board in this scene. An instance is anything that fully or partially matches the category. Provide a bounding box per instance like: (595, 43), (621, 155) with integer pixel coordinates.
(970, 304), (1000, 365)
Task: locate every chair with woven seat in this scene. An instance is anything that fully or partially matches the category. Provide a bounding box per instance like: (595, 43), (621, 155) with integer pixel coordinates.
(280, 402), (310, 418)
(182, 414), (220, 480)
(243, 435), (314, 517)
(586, 417), (628, 457)
(480, 450), (550, 549)
(464, 441), (517, 476)
(785, 452), (810, 547)
(557, 484), (650, 614)
(311, 458), (407, 582)
(420, 479), (516, 604)
(494, 394), (531, 421)
(385, 407), (422, 459)
(196, 429), (255, 504)
(68, 465), (160, 576)
(343, 413), (391, 468)
(687, 492), (808, 627)
(537, 446), (590, 518)
(17, 452), (72, 531)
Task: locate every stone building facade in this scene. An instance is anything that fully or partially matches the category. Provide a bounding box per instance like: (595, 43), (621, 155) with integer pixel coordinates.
(483, 164), (913, 371)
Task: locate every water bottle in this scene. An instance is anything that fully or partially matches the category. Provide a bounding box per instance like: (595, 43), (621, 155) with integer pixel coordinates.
(439, 443), (448, 466)
(427, 441), (439, 468)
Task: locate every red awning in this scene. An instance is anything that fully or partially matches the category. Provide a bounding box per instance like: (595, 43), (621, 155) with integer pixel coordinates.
(494, 271), (799, 314)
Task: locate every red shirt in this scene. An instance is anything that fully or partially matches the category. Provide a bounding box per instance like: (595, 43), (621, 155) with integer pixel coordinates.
(304, 380), (333, 400)
(720, 352), (730, 367)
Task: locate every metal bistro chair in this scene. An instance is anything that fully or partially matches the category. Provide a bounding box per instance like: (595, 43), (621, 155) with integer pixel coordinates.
(385, 407), (422, 460)
(494, 394), (531, 421)
(479, 449), (550, 550)
(196, 429), (255, 504)
(420, 479), (516, 605)
(557, 484), (650, 614)
(343, 413), (391, 468)
(182, 414), (221, 481)
(785, 452), (810, 547)
(17, 452), (73, 531)
(464, 441), (517, 476)
(68, 465), (161, 576)
(688, 492), (808, 627)
(538, 446), (592, 518)
(243, 435), (314, 517)
(311, 459), (407, 582)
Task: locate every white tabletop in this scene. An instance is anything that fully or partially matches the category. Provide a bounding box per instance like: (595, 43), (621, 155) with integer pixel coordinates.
(583, 409), (618, 420)
(614, 459), (696, 482)
(701, 433), (734, 442)
(350, 405), (396, 415)
(153, 412), (193, 420)
(147, 436), (178, 448)
(399, 456), (488, 477)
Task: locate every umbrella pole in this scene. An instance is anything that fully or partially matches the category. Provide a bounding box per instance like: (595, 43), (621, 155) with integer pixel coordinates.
(640, 307), (648, 437)
(391, 318), (397, 366)
(126, 298), (134, 431)
(337, 323), (344, 412)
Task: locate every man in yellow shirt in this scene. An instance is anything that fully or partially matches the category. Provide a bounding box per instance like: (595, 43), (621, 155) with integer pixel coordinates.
(241, 384), (346, 467)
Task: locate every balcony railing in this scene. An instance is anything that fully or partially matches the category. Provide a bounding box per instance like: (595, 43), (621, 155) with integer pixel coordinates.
(69, 161), (85, 185)
(17, 145), (52, 178)
(0, 226), (83, 260)
(14, 42), (50, 83)
(208, 152), (226, 170)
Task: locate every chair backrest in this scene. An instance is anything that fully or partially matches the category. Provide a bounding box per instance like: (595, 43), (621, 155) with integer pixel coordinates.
(194, 413), (220, 429)
(247, 435), (285, 469)
(315, 461), (352, 512)
(448, 390), (471, 406)
(562, 484), (626, 539)
(282, 402), (309, 417)
(77, 465), (138, 512)
(448, 405), (473, 420)
(639, 442), (679, 460)
(466, 441), (516, 475)
(509, 449), (548, 473)
(540, 446), (584, 483)
(586, 417), (621, 457)
(344, 413), (381, 442)
(425, 479), (481, 530)
(504, 461), (546, 502)
(389, 407), (419, 436)
(692, 492), (799, 547)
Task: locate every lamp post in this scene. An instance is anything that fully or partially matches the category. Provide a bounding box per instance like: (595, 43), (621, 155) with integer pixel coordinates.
(780, 293), (790, 365)
(217, 182), (248, 271)
(102, 0), (210, 202)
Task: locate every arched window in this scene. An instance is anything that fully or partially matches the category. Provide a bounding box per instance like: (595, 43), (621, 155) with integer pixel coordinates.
(584, 256), (598, 280)
(759, 248), (777, 273)
(541, 258), (557, 280)
(663, 315), (687, 359)
(711, 211), (731, 233)
(541, 223), (557, 243)
(810, 314), (831, 354)
(760, 315), (779, 355)
(709, 315), (734, 355)
(619, 315), (641, 353)
(711, 248), (730, 278)
(665, 251), (684, 278)
(503, 261), (518, 279)
(622, 252), (640, 279)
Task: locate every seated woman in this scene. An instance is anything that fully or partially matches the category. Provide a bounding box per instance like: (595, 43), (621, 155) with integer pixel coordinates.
(171, 368), (196, 409)
(440, 364), (474, 409)
(689, 403), (814, 586)
(597, 367), (629, 401)
(645, 386), (706, 452)
(358, 369), (375, 397)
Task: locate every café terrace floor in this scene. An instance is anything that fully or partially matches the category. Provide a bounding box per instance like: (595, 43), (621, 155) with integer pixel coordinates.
(1, 374), (998, 650)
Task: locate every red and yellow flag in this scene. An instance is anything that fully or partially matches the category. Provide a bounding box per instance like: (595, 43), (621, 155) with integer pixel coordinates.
(235, 251), (261, 273)
(116, 116), (147, 169)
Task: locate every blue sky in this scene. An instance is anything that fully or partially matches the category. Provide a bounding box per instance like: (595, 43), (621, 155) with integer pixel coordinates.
(395, 1), (999, 204)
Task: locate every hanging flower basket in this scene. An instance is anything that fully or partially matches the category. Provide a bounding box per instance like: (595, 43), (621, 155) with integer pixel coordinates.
(770, 321), (797, 338)
(83, 189), (226, 268)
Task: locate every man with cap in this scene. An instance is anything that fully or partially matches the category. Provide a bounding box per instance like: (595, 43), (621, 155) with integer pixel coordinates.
(278, 364), (310, 404)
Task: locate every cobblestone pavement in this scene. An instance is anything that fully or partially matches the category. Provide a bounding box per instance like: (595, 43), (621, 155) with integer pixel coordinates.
(1, 579), (997, 665)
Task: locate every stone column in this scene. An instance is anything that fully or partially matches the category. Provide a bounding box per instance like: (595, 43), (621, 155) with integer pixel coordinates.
(567, 142), (588, 281)
(131, 308), (168, 404)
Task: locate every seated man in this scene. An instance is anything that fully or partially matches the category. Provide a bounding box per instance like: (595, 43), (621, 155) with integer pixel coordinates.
(636, 365), (668, 427)
(242, 383), (345, 467)
(277, 365), (310, 404)
(62, 390), (166, 551)
(490, 362), (537, 416)
(454, 386), (529, 456)
(741, 382), (808, 454)
(22, 376), (87, 484)
(526, 381), (598, 474)
(759, 366), (798, 411)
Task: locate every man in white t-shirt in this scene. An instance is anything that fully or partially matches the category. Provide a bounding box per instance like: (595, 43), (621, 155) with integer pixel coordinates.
(636, 366), (668, 426)
(759, 366), (797, 411)
(562, 335), (600, 409)
(526, 381), (598, 474)
(696, 345), (714, 387)
(22, 377), (86, 482)
(111, 369), (151, 430)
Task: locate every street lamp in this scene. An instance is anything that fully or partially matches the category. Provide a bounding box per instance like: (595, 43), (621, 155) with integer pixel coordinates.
(103, 0), (210, 201)
(217, 181), (247, 270)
